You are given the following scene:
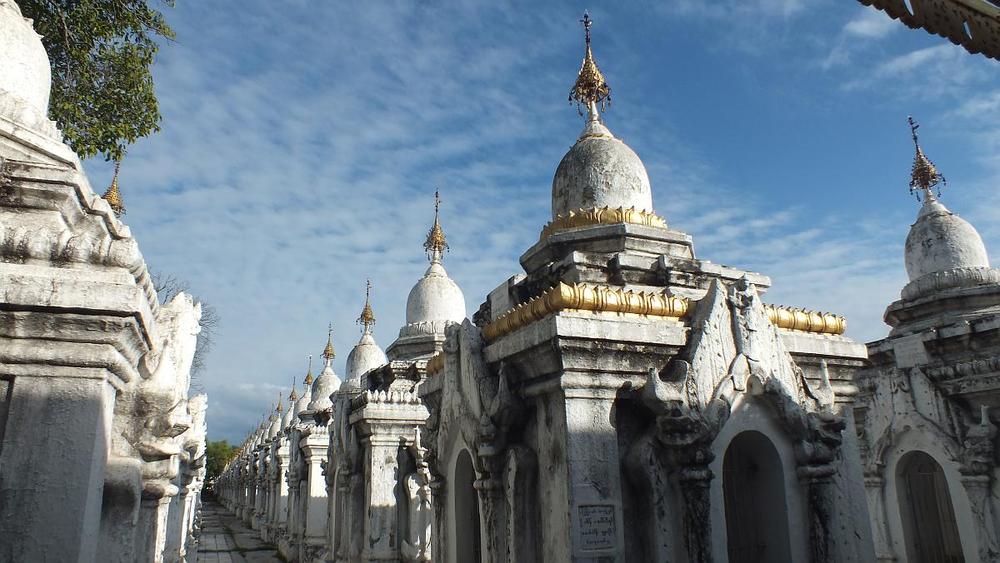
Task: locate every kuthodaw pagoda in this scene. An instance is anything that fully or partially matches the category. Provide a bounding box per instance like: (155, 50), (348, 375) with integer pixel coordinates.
(3, 2), (1000, 561)
(0, 1), (207, 562)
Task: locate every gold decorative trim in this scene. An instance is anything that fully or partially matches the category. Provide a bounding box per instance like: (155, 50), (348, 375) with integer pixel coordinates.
(483, 283), (847, 342)
(426, 352), (444, 375)
(765, 305), (846, 335)
(540, 206), (667, 240)
(483, 283), (688, 342)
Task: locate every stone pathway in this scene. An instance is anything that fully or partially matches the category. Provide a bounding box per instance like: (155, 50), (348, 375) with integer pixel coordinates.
(196, 499), (283, 562)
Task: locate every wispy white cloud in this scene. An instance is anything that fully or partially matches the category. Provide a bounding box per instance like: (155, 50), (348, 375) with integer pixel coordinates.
(843, 7), (896, 39)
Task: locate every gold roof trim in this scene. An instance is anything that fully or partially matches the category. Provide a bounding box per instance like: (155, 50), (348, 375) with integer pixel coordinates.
(101, 158), (126, 216)
(482, 283), (847, 342)
(482, 283), (688, 342)
(764, 304), (846, 335)
(426, 352), (444, 375)
(540, 206), (667, 240)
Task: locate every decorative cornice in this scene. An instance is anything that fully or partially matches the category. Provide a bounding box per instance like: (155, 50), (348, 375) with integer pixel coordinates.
(483, 283), (688, 342)
(482, 283), (847, 342)
(540, 206), (667, 240)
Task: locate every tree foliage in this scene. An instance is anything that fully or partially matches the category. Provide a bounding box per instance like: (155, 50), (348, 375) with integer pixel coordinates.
(205, 439), (238, 482)
(18, 0), (175, 161)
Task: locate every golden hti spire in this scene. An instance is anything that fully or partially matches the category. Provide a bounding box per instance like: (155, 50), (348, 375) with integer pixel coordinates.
(304, 355), (314, 386)
(357, 279), (376, 333)
(289, 376), (298, 401)
(276, 392), (283, 413)
(323, 323), (335, 361)
(101, 157), (126, 216)
(569, 11), (611, 120)
(908, 116), (946, 200)
(423, 189), (449, 262)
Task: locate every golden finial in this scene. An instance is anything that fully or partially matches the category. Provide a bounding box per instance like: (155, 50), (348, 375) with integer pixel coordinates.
(101, 157), (126, 216)
(569, 11), (611, 118)
(357, 279), (376, 332)
(908, 116), (946, 199)
(323, 323), (335, 360)
(423, 189), (449, 260)
(288, 376), (298, 401)
(276, 392), (283, 413)
(304, 355), (314, 386)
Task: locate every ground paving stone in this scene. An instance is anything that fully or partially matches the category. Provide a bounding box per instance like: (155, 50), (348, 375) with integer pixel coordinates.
(196, 499), (282, 563)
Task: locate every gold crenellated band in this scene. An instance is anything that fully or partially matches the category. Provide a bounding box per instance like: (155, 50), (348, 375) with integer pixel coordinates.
(481, 283), (847, 343)
(765, 304), (847, 335)
(482, 283), (688, 342)
(539, 206), (668, 240)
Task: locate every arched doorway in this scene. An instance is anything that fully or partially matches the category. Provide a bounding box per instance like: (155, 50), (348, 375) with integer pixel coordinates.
(453, 449), (482, 563)
(723, 430), (793, 563)
(896, 451), (964, 563)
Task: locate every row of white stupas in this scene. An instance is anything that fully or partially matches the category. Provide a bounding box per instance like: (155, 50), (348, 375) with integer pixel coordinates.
(215, 12), (1000, 562)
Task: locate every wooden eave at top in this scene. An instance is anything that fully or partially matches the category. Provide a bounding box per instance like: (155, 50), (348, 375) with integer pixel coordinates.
(859, 0), (1000, 60)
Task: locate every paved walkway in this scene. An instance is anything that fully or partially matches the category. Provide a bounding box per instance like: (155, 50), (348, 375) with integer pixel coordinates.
(196, 499), (282, 562)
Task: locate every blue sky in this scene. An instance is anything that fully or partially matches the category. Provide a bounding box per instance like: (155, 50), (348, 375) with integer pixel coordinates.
(82, 1), (1000, 443)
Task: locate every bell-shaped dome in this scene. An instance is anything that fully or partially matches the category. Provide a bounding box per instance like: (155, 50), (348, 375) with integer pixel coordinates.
(551, 118), (653, 219)
(905, 196), (989, 281)
(0, 1), (52, 122)
(346, 332), (386, 382)
(267, 414), (280, 439)
(308, 362), (341, 412)
(405, 261), (466, 325)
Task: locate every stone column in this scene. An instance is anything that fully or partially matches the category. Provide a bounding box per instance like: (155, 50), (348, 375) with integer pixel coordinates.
(302, 436), (331, 560)
(363, 435), (402, 562)
(0, 375), (116, 563)
(542, 385), (626, 562)
(961, 474), (1000, 562)
(137, 496), (174, 563)
(864, 477), (898, 562)
(276, 446), (291, 535)
(97, 455), (144, 562)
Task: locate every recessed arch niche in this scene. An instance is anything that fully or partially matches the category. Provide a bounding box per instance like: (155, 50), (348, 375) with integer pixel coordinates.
(722, 430), (793, 563)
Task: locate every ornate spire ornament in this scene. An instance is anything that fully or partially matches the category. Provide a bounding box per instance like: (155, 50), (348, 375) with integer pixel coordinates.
(289, 376), (298, 401)
(276, 392), (283, 413)
(569, 11), (611, 120)
(423, 190), (449, 262)
(304, 355), (314, 386)
(323, 323), (336, 361)
(357, 279), (376, 333)
(908, 116), (946, 200)
(101, 157), (126, 216)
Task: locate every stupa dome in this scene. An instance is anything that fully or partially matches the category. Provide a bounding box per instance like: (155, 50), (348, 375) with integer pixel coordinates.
(267, 415), (280, 439)
(308, 362), (340, 412)
(0, 0), (52, 122)
(551, 119), (653, 219)
(405, 261), (466, 325)
(346, 332), (387, 382)
(905, 196), (989, 281)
